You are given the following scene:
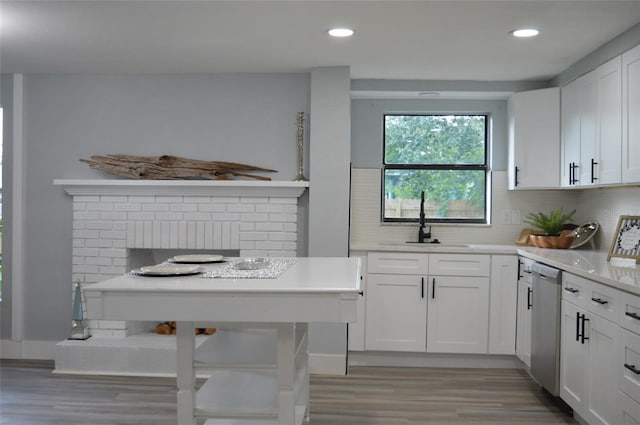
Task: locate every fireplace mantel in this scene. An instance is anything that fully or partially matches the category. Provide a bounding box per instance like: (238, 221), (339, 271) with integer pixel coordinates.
(53, 179), (309, 197)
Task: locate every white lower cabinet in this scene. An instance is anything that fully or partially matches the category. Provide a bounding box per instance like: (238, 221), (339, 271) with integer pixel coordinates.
(618, 287), (640, 425)
(363, 252), (511, 355)
(619, 390), (640, 425)
(347, 252), (367, 351)
(560, 274), (621, 425)
(619, 328), (640, 405)
(516, 257), (534, 366)
(516, 277), (532, 366)
(488, 255), (518, 354)
(365, 273), (427, 351)
(561, 300), (589, 408)
(427, 254), (491, 354)
(427, 275), (490, 353)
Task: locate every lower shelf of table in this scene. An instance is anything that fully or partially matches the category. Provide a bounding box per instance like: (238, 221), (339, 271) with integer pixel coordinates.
(195, 368), (308, 421)
(202, 404), (307, 425)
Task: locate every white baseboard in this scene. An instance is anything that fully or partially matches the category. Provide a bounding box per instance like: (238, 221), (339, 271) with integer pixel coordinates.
(1, 339), (56, 360)
(308, 353), (346, 375)
(348, 351), (522, 369)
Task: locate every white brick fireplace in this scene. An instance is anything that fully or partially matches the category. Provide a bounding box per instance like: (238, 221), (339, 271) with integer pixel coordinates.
(53, 179), (308, 375)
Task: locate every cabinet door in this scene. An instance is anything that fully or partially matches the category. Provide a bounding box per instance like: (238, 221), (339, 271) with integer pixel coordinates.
(596, 56), (622, 185)
(508, 87), (561, 189)
(619, 390), (640, 425)
(348, 253), (366, 351)
(619, 328), (640, 406)
(365, 274), (426, 352)
(516, 280), (532, 367)
(579, 72), (598, 187)
(488, 255), (518, 354)
(561, 80), (581, 187)
(623, 43), (640, 183)
(561, 300), (620, 425)
(560, 300), (588, 410)
(427, 276), (489, 354)
(586, 314), (620, 425)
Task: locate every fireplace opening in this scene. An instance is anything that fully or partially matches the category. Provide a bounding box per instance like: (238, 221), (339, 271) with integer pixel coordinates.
(127, 248), (240, 270)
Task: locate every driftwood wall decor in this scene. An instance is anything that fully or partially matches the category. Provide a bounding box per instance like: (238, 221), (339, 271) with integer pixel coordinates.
(80, 154), (277, 181)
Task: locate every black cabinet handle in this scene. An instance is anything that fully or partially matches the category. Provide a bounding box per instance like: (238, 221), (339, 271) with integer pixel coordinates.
(358, 291), (364, 296)
(626, 312), (640, 321)
(515, 166), (520, 187)
(591, 158), (598, 183)
(570, 162), (579, 185)
(421, 277), (424, 299)
(527, 287), (532, 310)
(564, 287), (579, 294)
(517, 260), (522, 279)
(624, 363), (640, 375)
(432, 278), (436, 300)
(591, 297), (608, 305)
(580, 313), (590, 344)
(576, 311), (581, 342)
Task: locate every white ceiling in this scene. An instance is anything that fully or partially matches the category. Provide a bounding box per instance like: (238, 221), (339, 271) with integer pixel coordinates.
(1, 1), (640, 82)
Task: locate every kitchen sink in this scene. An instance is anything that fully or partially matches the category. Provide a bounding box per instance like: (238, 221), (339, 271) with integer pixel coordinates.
(377, 242), (471, 248)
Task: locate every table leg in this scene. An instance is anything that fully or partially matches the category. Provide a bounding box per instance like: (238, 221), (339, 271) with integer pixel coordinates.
(176, 321), (196, 425)
(277, 323), (296, 425)
(298, 323), (310, 424)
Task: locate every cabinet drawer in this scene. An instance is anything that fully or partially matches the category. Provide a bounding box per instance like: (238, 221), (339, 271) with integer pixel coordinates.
(429, 254), (489, 276)
(562, 273), (590, 308)
(619, 390), (640, 425)
(619, 328), (640, 405)
(367, 252), (428, 275)
(619, 292), (640, 336)
(585, 281), (619, 323)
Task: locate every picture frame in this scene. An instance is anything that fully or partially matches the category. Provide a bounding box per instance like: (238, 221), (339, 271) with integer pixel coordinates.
(607, 215), (640, 263)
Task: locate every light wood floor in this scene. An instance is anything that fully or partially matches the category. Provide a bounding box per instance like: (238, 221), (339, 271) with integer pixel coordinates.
(0, 360), (577, 425)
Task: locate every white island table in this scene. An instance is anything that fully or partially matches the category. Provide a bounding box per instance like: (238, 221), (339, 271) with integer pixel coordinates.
(84, 257), (362, 425)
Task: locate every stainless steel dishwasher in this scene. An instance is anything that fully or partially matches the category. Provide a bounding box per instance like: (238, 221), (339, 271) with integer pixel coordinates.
(530, 261), (562, 396)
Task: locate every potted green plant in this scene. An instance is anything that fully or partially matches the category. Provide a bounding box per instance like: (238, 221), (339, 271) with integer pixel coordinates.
(524, 207), (576, 249)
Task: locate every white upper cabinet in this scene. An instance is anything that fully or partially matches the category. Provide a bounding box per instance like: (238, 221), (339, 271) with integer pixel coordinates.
(596, 56), (623, 185)
(508, 87), (561, 190)
(561, 56), (622, 187)
(622, 43), (640, 183)
(561, 78), (582, 187)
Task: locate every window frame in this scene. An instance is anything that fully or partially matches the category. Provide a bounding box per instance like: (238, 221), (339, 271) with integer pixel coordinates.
(381, 113), (490, 224)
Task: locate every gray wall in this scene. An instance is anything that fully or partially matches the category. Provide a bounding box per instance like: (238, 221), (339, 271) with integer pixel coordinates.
(351, 99), (509, 171)
(7, 73), (310, 342)
(1, 75), (14, 339)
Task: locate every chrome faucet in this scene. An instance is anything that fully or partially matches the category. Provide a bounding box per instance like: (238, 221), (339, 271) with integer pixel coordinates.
(418, 191), (432, 243)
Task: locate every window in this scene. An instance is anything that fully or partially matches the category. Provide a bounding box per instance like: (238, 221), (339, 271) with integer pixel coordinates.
(383, 114), (489, 224)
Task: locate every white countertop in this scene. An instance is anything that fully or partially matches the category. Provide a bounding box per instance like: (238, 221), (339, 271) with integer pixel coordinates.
(350, 241), (640, 296)
(86, 257), (362, 294)
(516, 247), (640, 296)
(350, 242), (517, 255)
(83, 257), (362, 323)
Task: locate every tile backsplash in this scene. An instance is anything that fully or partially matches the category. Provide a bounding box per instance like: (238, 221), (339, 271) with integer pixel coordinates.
(350, 168), (640, 252)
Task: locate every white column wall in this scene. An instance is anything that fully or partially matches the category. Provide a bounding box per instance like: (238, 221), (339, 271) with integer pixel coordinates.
(308, 67), (351, 370)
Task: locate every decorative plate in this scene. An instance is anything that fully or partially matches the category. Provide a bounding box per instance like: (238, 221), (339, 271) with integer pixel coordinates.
(169, 254), (225, 264)
(132, 264), (203, 277)
(569, 222), (599, 249)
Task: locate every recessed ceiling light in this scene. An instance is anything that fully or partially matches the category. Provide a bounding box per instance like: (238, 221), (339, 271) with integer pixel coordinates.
(418, 91), (441, 97)
(328, 28), (354, 38)
(511, 28), (540, 38)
